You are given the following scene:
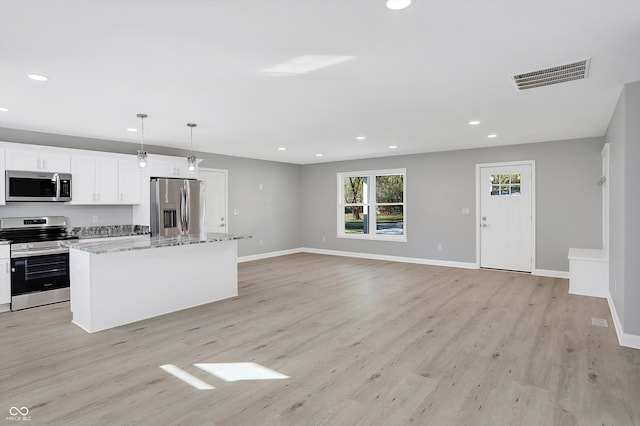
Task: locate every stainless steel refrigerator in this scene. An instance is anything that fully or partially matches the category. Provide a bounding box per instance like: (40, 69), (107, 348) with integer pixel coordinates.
(150, 178), (205, 237)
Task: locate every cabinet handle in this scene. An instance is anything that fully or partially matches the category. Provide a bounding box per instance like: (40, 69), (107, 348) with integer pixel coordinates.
(42, 159), (47, 170)
(37, 158), (41, 169)
(120, 193), (123, 202)
(97, 193), (100, 202)
(5, 263), (8, 273)
(92, 193), (96, 202)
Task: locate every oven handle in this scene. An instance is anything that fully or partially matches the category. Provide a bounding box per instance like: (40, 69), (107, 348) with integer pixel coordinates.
(11, 248), (69, 258)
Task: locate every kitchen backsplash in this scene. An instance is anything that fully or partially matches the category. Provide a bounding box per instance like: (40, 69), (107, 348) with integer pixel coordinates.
(0, 203), (133, 227)
(69, 224), (149, 238)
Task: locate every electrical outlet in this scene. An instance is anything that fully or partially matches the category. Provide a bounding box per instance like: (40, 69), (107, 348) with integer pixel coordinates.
(259, 239), (263, 246)
(259, 183), (263, 190)
(92, 215), (99, 224)
(322, 236), (326, 242)
(437, 243), (443, 251)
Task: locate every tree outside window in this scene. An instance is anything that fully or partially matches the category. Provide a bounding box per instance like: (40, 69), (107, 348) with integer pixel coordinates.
(338, 169), (406, 241)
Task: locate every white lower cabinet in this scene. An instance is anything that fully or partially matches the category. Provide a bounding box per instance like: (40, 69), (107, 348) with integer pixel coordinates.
(0, 246), (10, 306)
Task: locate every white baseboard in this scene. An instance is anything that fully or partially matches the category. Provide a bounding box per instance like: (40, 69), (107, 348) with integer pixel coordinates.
(606, 294), (640, 350)
(237, 248), (304, 263)
(300, 247), (478, 269)
(533, 269), (570, 279)
(238, 247), (477, 269)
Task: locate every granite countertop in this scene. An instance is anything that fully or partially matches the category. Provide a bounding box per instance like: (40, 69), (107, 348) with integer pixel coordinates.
(66, 233), (251, 254)
(70, 225), (150, 239)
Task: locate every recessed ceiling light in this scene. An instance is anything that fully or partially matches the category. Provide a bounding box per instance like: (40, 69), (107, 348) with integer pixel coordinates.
(389, 145), (398, 149)
(0, 107), (8, 112)
(315, 153), (323, 157)
(356, 136), (366, 140)
(487, 134), (497, 138)
(278, 147), (286, 151)
(386, 0), (412, 10)
(469, 120), (480, 125)
(262, 55), (355, 75)
(27, 74), (48, 81)
(127, 128), (138, 132)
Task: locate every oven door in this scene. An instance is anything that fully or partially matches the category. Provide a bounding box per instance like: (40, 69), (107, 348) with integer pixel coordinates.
(11, 253), (71, 310)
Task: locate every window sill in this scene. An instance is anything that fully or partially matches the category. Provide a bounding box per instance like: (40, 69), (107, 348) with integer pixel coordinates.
(337, 234), (407, 243)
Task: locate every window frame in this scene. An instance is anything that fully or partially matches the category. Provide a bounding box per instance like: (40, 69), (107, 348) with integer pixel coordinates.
(337, 168), (407, 242)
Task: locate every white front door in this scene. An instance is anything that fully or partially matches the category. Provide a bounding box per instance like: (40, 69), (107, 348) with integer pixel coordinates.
(479, 163), (533, 272)
(199, 169), (228, 233)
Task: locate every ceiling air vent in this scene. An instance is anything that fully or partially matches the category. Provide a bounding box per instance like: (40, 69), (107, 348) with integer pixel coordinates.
(512, 58), (591, 90)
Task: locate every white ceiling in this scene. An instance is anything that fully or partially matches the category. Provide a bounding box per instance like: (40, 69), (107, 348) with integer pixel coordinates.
(1, 0), (639, 165)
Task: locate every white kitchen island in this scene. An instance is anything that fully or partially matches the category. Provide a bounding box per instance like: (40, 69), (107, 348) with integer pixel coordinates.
(68, 233), (250, 333)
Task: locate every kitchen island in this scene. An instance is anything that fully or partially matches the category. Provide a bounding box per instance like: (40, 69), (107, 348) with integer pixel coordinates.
(68, 233), (250, 333)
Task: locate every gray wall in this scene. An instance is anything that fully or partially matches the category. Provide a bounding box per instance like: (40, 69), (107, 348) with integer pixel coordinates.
(0, 128), (604, 269)
(0, 128), (302, 257)
(301, 137), (604, 272)
(607, 81), (640, 335)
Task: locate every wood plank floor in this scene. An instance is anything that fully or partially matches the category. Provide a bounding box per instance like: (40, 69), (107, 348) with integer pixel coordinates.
(1, 253), (639, 425)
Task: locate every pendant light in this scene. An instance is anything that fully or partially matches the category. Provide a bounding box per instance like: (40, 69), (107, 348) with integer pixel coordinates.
(187, 122), (197, 172)
(136, 113), (149, 168)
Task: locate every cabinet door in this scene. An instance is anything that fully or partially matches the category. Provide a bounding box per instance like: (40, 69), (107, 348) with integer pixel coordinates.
(148, 157), (176, 178)
(0, 258), (10, 305)
(40, 151), (71, 172)
(70, 155), (97, 204)
(95, 157), (119, 204)
(0, 148), (5, 206)
(118, 158), (141, 204)
(5, 148), (41, 171)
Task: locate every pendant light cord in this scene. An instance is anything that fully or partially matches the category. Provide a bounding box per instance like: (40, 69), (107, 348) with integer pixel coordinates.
(190, 125), (193, 155)
(136, 113), (148, 152)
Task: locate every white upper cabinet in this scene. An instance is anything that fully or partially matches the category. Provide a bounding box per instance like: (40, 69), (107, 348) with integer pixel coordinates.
(70, 153), (119, 205)
(118, 157), (141, 204)
(0, 147), (5, 206)
(5, 147), (71, 172)
(148, 155), (197, 179)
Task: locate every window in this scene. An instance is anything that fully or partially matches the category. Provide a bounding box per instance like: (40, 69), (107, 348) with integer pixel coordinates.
(337, 169), (406, 241)
(490, 173), (521, 196)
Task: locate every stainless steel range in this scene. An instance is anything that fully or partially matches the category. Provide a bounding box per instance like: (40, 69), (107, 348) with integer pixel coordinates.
(0, 216), (78, 310)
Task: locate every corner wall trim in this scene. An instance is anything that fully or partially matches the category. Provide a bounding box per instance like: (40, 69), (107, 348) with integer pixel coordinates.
(606, 294), (640, 350)
(533, 269), (570, 279)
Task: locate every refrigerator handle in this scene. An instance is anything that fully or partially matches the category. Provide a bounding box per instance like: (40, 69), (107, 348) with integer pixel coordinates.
(179, 187), (186, 233)
(184, 185), (190, 232)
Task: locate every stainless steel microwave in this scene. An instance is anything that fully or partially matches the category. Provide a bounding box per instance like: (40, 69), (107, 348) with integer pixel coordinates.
(5, 170), (72, 202)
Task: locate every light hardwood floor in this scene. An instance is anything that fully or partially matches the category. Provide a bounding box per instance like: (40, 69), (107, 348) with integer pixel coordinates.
(1, 253), (639, 425)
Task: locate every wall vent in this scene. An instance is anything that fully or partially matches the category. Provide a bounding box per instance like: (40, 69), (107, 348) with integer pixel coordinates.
(512, 58), (591, 90)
